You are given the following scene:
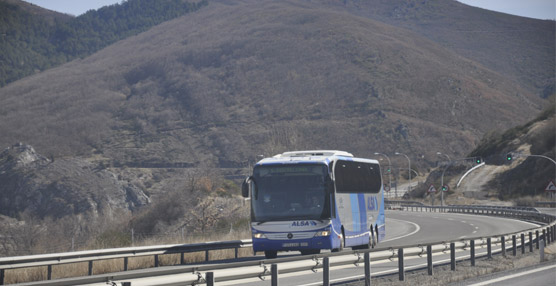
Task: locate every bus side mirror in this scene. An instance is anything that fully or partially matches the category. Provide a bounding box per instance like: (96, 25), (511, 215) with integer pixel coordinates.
(241, 176), (252, 198)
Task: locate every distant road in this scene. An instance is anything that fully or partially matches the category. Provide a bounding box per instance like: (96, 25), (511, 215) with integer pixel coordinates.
(537, 207), (556, 216)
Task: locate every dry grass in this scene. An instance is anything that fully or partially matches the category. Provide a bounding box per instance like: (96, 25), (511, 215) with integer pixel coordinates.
(3, 230), (252, 284)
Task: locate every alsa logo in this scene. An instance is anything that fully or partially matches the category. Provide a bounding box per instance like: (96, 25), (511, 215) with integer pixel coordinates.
(291, 221), (317, 227)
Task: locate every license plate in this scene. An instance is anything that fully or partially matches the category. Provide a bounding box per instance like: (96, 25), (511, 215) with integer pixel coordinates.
(282, 242), (308, 247)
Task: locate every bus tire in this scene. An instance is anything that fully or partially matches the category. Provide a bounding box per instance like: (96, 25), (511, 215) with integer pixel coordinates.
(332, 230), (345, 252)
(264, 250), (278, 259)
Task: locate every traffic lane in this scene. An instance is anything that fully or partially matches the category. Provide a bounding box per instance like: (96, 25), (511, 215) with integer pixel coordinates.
(456, 261), (556, 286)
(380, 210), (540, 248)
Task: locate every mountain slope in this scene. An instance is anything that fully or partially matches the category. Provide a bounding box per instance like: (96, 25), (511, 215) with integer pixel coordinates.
(0, 0), (547, 169)
(0, 0), (207, 86)
(315, 0), (555, 98)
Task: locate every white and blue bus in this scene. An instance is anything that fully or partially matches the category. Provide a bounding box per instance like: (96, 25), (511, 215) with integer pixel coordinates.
(242, 150), (385, 259)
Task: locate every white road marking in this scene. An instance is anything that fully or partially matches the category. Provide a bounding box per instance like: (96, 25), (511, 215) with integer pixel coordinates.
(381, 218), (421, 243)
(466, 264), (556, 286)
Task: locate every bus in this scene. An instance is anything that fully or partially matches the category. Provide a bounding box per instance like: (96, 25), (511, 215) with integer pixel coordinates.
(242, 150), (385, 259)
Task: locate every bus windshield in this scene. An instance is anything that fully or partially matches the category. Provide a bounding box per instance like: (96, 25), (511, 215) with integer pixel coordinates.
(251, 164), (330, 222)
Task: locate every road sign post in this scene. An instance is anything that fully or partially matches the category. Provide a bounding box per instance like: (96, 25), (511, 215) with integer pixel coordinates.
(428, 185), (437, 206)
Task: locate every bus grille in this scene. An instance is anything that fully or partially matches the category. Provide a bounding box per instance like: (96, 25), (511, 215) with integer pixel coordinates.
(265, 232), (315, 240)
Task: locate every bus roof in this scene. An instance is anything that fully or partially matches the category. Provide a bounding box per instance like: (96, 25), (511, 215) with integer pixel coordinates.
(255, 150), (379, 166)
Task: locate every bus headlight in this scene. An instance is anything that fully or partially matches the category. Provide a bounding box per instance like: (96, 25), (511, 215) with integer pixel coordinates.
(253, 233), (266, 239)
(314, 230), (331, 237)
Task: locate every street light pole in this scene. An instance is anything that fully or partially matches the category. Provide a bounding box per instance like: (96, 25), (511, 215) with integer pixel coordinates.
(437, 152), (452, 207)
(395, 152), (411, 197)
(374, 152), (392, 197)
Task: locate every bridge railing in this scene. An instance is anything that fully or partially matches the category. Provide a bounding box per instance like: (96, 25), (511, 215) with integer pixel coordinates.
(1, 206), (555, 285)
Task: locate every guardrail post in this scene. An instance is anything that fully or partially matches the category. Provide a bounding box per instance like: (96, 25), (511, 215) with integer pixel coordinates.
(124, 257), (128, 271)
(451, 242), (456, 270)
(155, 255), (159, 267)
(501, 236), (506, 256)
(542, 229), (546, 245)
(398, 248), (404, 281)
(180, 253), (185, 265)
(206, 272), (215, 286)
(364, 252), (371, 286)
(427, 245), (433, 275)
(487, 238), (492, 259)
(536, 230), (540, 249)
(323, 257), (330, 286)
(540, 239), (545, 262)
(470, 240), (475, 266)
(512, 235), (517, 256)
(548, 227), (552, 244)
(529, 232), (533, 252)
(271, 264), (278, 286)
(235, 247), (239, 259)
(48, 265), (52, 280)
(521, 233), (525, 254)
(0, 269), (4, 285)
(206, 250), (210, 262)
(88, 261), (93, 275)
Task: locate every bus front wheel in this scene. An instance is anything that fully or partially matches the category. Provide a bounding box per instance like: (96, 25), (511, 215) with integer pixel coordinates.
(332, 231), (345, 252)
(264, 250), (278, 259)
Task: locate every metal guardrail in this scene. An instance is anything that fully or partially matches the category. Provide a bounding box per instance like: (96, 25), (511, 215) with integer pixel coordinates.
(1, 206), (555, 285)
(0, 240), (252, 285)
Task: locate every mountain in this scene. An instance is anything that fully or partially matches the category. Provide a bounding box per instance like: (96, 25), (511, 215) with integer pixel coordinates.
(0, 0), (207, 86)
(316, 0), (555, 99)
(0, 0), (548, 171)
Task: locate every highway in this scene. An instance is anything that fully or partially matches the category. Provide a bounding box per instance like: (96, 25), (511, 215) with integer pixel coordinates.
(78, 210), (540, 286)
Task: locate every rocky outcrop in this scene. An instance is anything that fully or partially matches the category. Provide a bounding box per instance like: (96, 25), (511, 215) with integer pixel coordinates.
(0, 143), (150, 219)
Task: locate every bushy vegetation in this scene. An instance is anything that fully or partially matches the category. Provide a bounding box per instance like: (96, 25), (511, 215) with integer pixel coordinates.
(0, 0), (207, 86)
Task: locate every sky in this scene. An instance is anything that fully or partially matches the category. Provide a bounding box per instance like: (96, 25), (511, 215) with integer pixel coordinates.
(23, 0), (556, 20)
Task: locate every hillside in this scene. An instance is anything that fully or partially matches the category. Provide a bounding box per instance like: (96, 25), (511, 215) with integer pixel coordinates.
(0, 0), (547, 171)
(317, 0), (555, 98)
(0, 143), (150, 219)
(472, 105), (555, 200)
(0, 0), (207, 86)
(410, 104), (555, 204)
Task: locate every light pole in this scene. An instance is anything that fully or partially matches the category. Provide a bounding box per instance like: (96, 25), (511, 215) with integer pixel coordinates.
(395, 152), (411, 197)
(374, 152), (392, 197)
(437, 152), (452, 207)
